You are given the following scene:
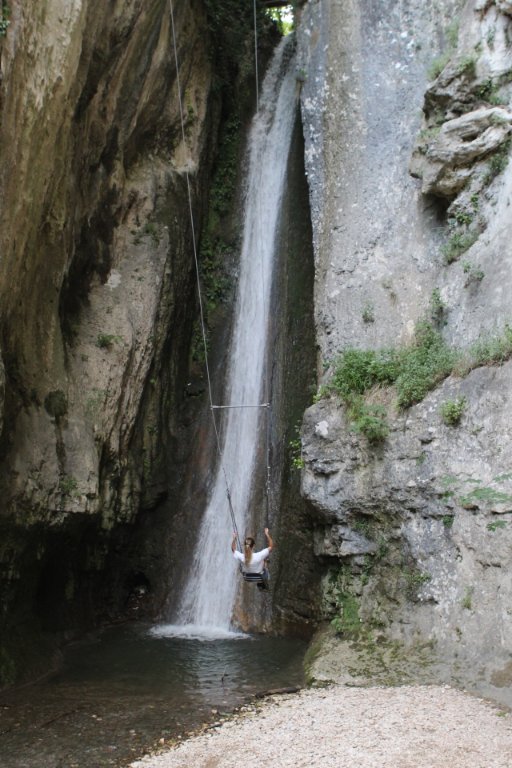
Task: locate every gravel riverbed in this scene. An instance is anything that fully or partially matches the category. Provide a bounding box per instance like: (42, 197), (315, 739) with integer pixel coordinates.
(130, 684), (512, 768)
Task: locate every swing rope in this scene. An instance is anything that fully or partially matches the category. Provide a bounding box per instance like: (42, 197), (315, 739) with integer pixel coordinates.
(168, 0), (271, 554)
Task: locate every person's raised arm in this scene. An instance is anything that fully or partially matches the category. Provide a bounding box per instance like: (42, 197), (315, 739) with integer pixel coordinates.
(264, 527), (274, 552)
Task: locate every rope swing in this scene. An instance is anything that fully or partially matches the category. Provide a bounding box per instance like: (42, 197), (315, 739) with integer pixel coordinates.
(168, 0), (272, 554)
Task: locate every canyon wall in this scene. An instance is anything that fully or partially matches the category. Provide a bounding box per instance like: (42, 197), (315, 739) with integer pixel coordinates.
(298, 0), (512, 704)
(0, 0), (267, 683)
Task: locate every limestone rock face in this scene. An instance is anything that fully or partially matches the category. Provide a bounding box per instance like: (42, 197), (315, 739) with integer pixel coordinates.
(0, 0), (211, 520)
(297, 0), (512, 696)
(0, 0), (231, 679)
(411, 106), (512, 197)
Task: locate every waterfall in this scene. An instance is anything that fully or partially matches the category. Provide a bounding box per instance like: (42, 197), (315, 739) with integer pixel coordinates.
(157, 38), (297, 639)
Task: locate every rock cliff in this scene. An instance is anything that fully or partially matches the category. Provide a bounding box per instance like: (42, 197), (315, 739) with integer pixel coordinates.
(0, 0), (267, 683)
(297, 0), (512, 704)
(2, 0), (511, 701)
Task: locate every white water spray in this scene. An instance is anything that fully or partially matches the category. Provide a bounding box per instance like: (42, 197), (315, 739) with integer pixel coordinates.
(160, 39), (297, 639)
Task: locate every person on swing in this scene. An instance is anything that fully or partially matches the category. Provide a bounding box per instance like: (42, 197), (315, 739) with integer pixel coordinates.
(231, 528), (274, 590)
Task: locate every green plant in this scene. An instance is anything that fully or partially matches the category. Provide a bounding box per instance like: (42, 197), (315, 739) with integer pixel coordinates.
(289, 438), (305, 470)
(440, 396), (467, 426)
(329, 323), (455, 412)
(468, 324), (512, 367)
(486, 27), (496, 49)
(190, 320), (209, 364)
(442, 514), (455, 528)
(484, 141), (511, 184)
(312, 385), (327, 403)
(487, 520), (507, 532)
(349, 400), (389, 444)
(143, 221), (160, 246)
(265, 5), (294, 36)
(451, 209), (473, 226)
(199, 235), (231, 312)
(493, 472), (512, 482)
(458, 55), (477, 78)
(461, 586), (473, 610)
(441, 230), (479, 263)
(446, 20), (459, 48)
(459, 486), (512, 508)
(428, 52), (450, 80)
(289, 422), (304, 470)
(352, 518), (372, 538)
(96, 333), (122, 349)
(394, 323), (455, 408)
(326, 321), (512, 438)
(403, 568), (432, 599)
(330, 348), (398, 397)
(376, 537), (389, 559)
(0, 3), (10, 36)
(362, 302), (375, 324)
(462, 261), (484, 286)
(209, 114), (242, 219)
(59, 475), (78, 497)
(331, 592), (361, 636)
(417, 125), (442, 154)
(360, 554), (374, 586)
(430, 288), (446, 324)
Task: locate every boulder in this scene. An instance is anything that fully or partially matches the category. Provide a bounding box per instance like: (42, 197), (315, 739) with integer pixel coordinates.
(411, 106), (512, 196)
(314, 525), (378, 558)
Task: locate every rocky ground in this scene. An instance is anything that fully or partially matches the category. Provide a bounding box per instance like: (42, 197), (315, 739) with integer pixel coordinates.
(130, 684), (512, 768)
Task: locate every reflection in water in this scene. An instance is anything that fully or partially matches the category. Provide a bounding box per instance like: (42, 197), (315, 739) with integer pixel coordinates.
(0, 624), (306, 768)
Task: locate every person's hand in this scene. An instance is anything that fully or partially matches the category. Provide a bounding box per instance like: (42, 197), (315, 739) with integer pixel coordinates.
(264, 527), (270, 535)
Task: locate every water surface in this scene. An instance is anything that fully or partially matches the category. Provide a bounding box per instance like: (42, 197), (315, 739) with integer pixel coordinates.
(0, 624), (306, 767)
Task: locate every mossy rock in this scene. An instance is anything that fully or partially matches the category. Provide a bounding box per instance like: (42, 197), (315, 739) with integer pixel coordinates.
(44, 389), (68, 419)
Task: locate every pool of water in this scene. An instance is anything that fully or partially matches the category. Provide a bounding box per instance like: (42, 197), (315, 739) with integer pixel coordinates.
(0, 623), (307, 768)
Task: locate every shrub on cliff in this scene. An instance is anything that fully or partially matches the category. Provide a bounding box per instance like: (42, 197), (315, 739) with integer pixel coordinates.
(394, 322), (456, 408)
(330, 322), (455, 410)
(347, 398), (389, 444)
(325, 322), (512, 444)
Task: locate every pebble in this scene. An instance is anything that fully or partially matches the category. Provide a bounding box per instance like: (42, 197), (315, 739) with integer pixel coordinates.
(129, 685), (512, 768)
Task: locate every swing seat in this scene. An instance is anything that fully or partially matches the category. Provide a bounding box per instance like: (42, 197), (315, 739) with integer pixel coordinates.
(242, 571), (265, 583)
(241, 568), (269, 589)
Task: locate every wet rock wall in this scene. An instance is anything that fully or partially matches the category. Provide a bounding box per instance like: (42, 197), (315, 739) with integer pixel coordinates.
(0, 0), (266, 683)
(297, 0), (512, 696)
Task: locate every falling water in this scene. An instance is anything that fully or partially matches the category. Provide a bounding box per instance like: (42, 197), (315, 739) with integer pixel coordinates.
(159, 38), (297, 638)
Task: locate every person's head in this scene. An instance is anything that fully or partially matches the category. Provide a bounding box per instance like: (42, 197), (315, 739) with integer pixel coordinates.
(244, 536), (255, 565)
